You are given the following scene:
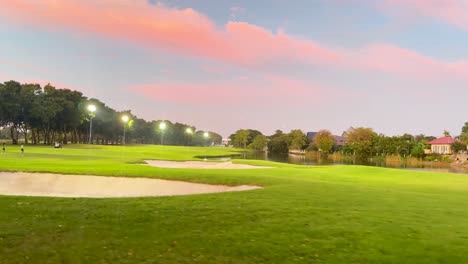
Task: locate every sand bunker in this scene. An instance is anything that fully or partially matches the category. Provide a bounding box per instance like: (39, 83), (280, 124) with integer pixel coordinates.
(0, 172), (261, 198)
(144, 160), (273, 169)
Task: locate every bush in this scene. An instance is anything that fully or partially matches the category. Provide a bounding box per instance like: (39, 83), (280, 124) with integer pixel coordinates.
(411, 142), (426, 158)
(424, 154), (451, 162)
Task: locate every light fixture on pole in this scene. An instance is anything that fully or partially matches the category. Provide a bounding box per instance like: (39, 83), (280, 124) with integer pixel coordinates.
(159, 122), (167, 145)
(184, 127), (193, 146)
(121, 115), (129, 145)
(87, 104), (96, 144)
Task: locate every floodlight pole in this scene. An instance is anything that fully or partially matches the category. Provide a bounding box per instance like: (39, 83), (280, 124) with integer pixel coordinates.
(123, 123), (126, 145)
(159, 122), (166, 146)
(87, 105), (96, 144)
(89, 115), (93, 144)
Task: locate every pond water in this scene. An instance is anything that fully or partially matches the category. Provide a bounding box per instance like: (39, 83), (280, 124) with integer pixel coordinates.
(201, 152), (468, 175)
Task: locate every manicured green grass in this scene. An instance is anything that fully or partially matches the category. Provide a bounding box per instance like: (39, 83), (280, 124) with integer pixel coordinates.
(1, 144), (468, 263)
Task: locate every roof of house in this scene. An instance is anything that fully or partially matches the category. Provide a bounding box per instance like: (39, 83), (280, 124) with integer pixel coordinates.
(334, 135), (346, 141)
(427, 136), (457, 145)
(306, 132), (317, 139)
(333, 135), (347, 145)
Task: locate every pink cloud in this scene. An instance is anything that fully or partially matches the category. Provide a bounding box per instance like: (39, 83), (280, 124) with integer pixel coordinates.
(381, 0), (468, 30)
(447, 61), (468, 79)
(0, 73), (9, 81)
(2, 0), (467, 84)
(201, 66), (225, 74)
(133, 43), (468, 105)
(131, 83), (249, 105)
(0, 0), (340, 67)
(130, 75), (332, 106)
(347, 43), (468, 81)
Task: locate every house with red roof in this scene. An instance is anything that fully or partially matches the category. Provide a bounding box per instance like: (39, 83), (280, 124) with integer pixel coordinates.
(427, 136), (457, 154)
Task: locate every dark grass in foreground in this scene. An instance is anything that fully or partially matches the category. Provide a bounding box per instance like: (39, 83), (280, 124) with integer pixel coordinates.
(1, 145), (468, 263)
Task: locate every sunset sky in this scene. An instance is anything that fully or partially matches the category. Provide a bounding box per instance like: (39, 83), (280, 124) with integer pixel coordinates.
(1, 0), (467, 137)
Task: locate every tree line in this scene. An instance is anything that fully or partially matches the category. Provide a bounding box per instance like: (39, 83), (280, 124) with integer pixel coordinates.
(229, 129), (308, 153)
(230, 124), (468, 159)
(0, 80), (222, 146)
(341, 127), (467, 160)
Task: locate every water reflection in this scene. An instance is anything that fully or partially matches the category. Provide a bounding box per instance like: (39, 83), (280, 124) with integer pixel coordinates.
(226, 152), (468, 175)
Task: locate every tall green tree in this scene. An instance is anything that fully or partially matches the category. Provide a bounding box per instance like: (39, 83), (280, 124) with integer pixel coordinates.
(233, 129), (250, 149)
(21, 84), (46, 144)
(343, 127), (376, 159)
(209, 132), (222, 145)
(460, 122), (468, 145)
(0, 81), (22, 144)
(460, 133), (468, 145)
(312, 130), (335, 154)
(270, 130), (284, 139)
(452, 141), (467, 154)
(229, 129), (262, 148)
(462, 122), (468, 134)
(411, 142), (426, 158)
(287, 129), (307, 150)
(192, 130), (221, 146)
(267, 135), (289, 153)
(248, 135), (268, 151)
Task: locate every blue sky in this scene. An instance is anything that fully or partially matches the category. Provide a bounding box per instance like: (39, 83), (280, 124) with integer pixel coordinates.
(0, 0), (467, 137)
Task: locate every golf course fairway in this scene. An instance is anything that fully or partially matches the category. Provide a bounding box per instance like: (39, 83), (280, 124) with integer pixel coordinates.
(1, 144), (468, 263)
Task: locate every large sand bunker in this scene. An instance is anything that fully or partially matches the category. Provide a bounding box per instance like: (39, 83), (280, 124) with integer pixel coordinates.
(144, 160), (273, 169)
(0, 172), (261, 198)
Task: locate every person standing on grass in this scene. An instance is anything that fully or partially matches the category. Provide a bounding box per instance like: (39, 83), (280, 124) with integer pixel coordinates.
(20, 144), (24, 155)
(2, 143), (5, 154)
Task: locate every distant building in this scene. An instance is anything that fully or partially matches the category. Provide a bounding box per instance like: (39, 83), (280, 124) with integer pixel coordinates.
(306, 132), (317, 140)
(221, 138), (231, 146)
(427, 136), (457, 154)
(333, 135), (346, 146)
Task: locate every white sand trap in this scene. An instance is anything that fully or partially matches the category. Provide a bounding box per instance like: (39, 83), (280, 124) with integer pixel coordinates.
(144, 160), (273, 169)
(0, 172), (261, 198)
